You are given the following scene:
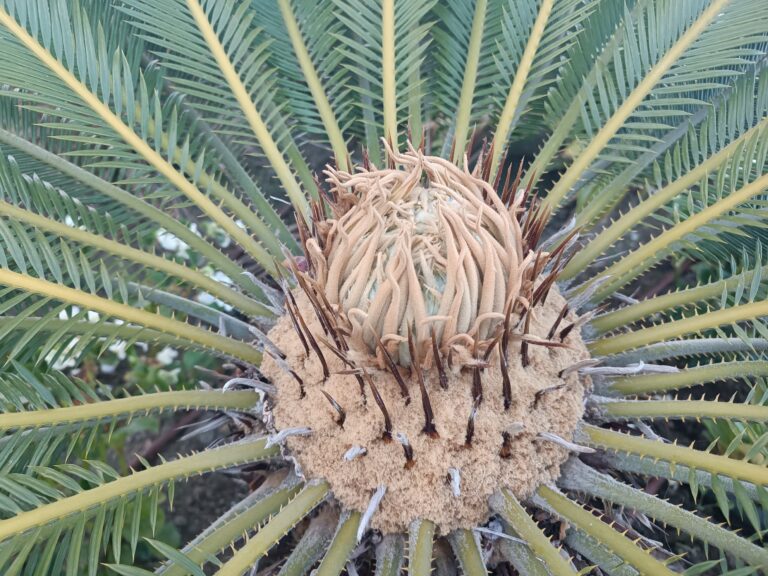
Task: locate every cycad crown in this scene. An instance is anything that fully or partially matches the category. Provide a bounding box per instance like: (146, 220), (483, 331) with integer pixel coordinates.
(0, 0), (765, 575)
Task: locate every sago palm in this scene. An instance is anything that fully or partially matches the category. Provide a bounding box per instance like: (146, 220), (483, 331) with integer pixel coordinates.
(0, 0), (766, 574)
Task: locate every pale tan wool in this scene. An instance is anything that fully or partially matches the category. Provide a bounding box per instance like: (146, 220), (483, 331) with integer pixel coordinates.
(262, 288), (590, 534)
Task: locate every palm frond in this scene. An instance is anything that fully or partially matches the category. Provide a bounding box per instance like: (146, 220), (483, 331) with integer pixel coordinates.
(0, 436), (278, 575)
(120, 0), (316, 212)
(0, 162), (269, 317)
(565, 63), (768, 280)
(491, 489), (579, 575)
(489, 0), (600, 175)
(254, 0), (352, 168)
(0, 268), (261, 364)
(331, 0), (435, 150)
(0, 0), (280, 271)
(210, 482), (328, 576)
(543, 0), (768, 212)
(535, 485), (678, 576)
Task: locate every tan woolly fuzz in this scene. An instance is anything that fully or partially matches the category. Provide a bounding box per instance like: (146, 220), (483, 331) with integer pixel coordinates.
(262, 287), (590, 534)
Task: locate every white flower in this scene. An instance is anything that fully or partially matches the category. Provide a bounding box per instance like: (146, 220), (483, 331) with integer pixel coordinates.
(46, 337), (80, 370)
(155, 346), (179, 366)
(197, 291), (216, 306)
(58, 305), (80, 320)
(203, 222), (231, 248)
(196, 291), (234, 312)
(155, 228), (190, 259)
(211, 271), (233, 285)
(59, 307), (100, 323)
(158, 367), (181, 386)
(108, 340), (128, 360)
(99, 362), (117, 375)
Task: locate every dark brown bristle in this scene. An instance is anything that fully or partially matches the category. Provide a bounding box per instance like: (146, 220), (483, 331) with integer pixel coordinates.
(292, 299), (330, 379)
(279, 282), (310, 356)
(559, 322), (575, 342)
(290, 369), (306, 399)
(364, 368), (392, 441)
(409, 330), (438, 438)
(532, 264), (560, 307)
(292, 273), (332, 338)
(522, 337), (571, 350)
(498, 340), (511, 410)
(312, 286), (348, 350)
(498, 161), (513, 203)
(464, 398), (480, 447)
(316, 335), (352, 366)
(464, 128), (478, 164)
(430, 327), (448, 390)
(547, 304), (569, 342)
(356, 374), (368, 402)
(521, 197), (551, 252)
(502, 160), (525, 206)
(471, 364), (483, 404)
(550, 228), (581, 261)
(533, 383), (565, 409)
(482, 333), (503, 362)
(293, 210), (312, 265)
(274, 264), (298, 308)
(316, 335), (367, 402)
(321, 389), (346, 428)
(520, 311), (531, 368)
(501, 304), (513, 358)
(377, 338), (411, 404)
(285, 303), (310, 355)
(516, 171), (537, 227)
(283, 288), (309, 356)
(480, 141), (491, 183)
